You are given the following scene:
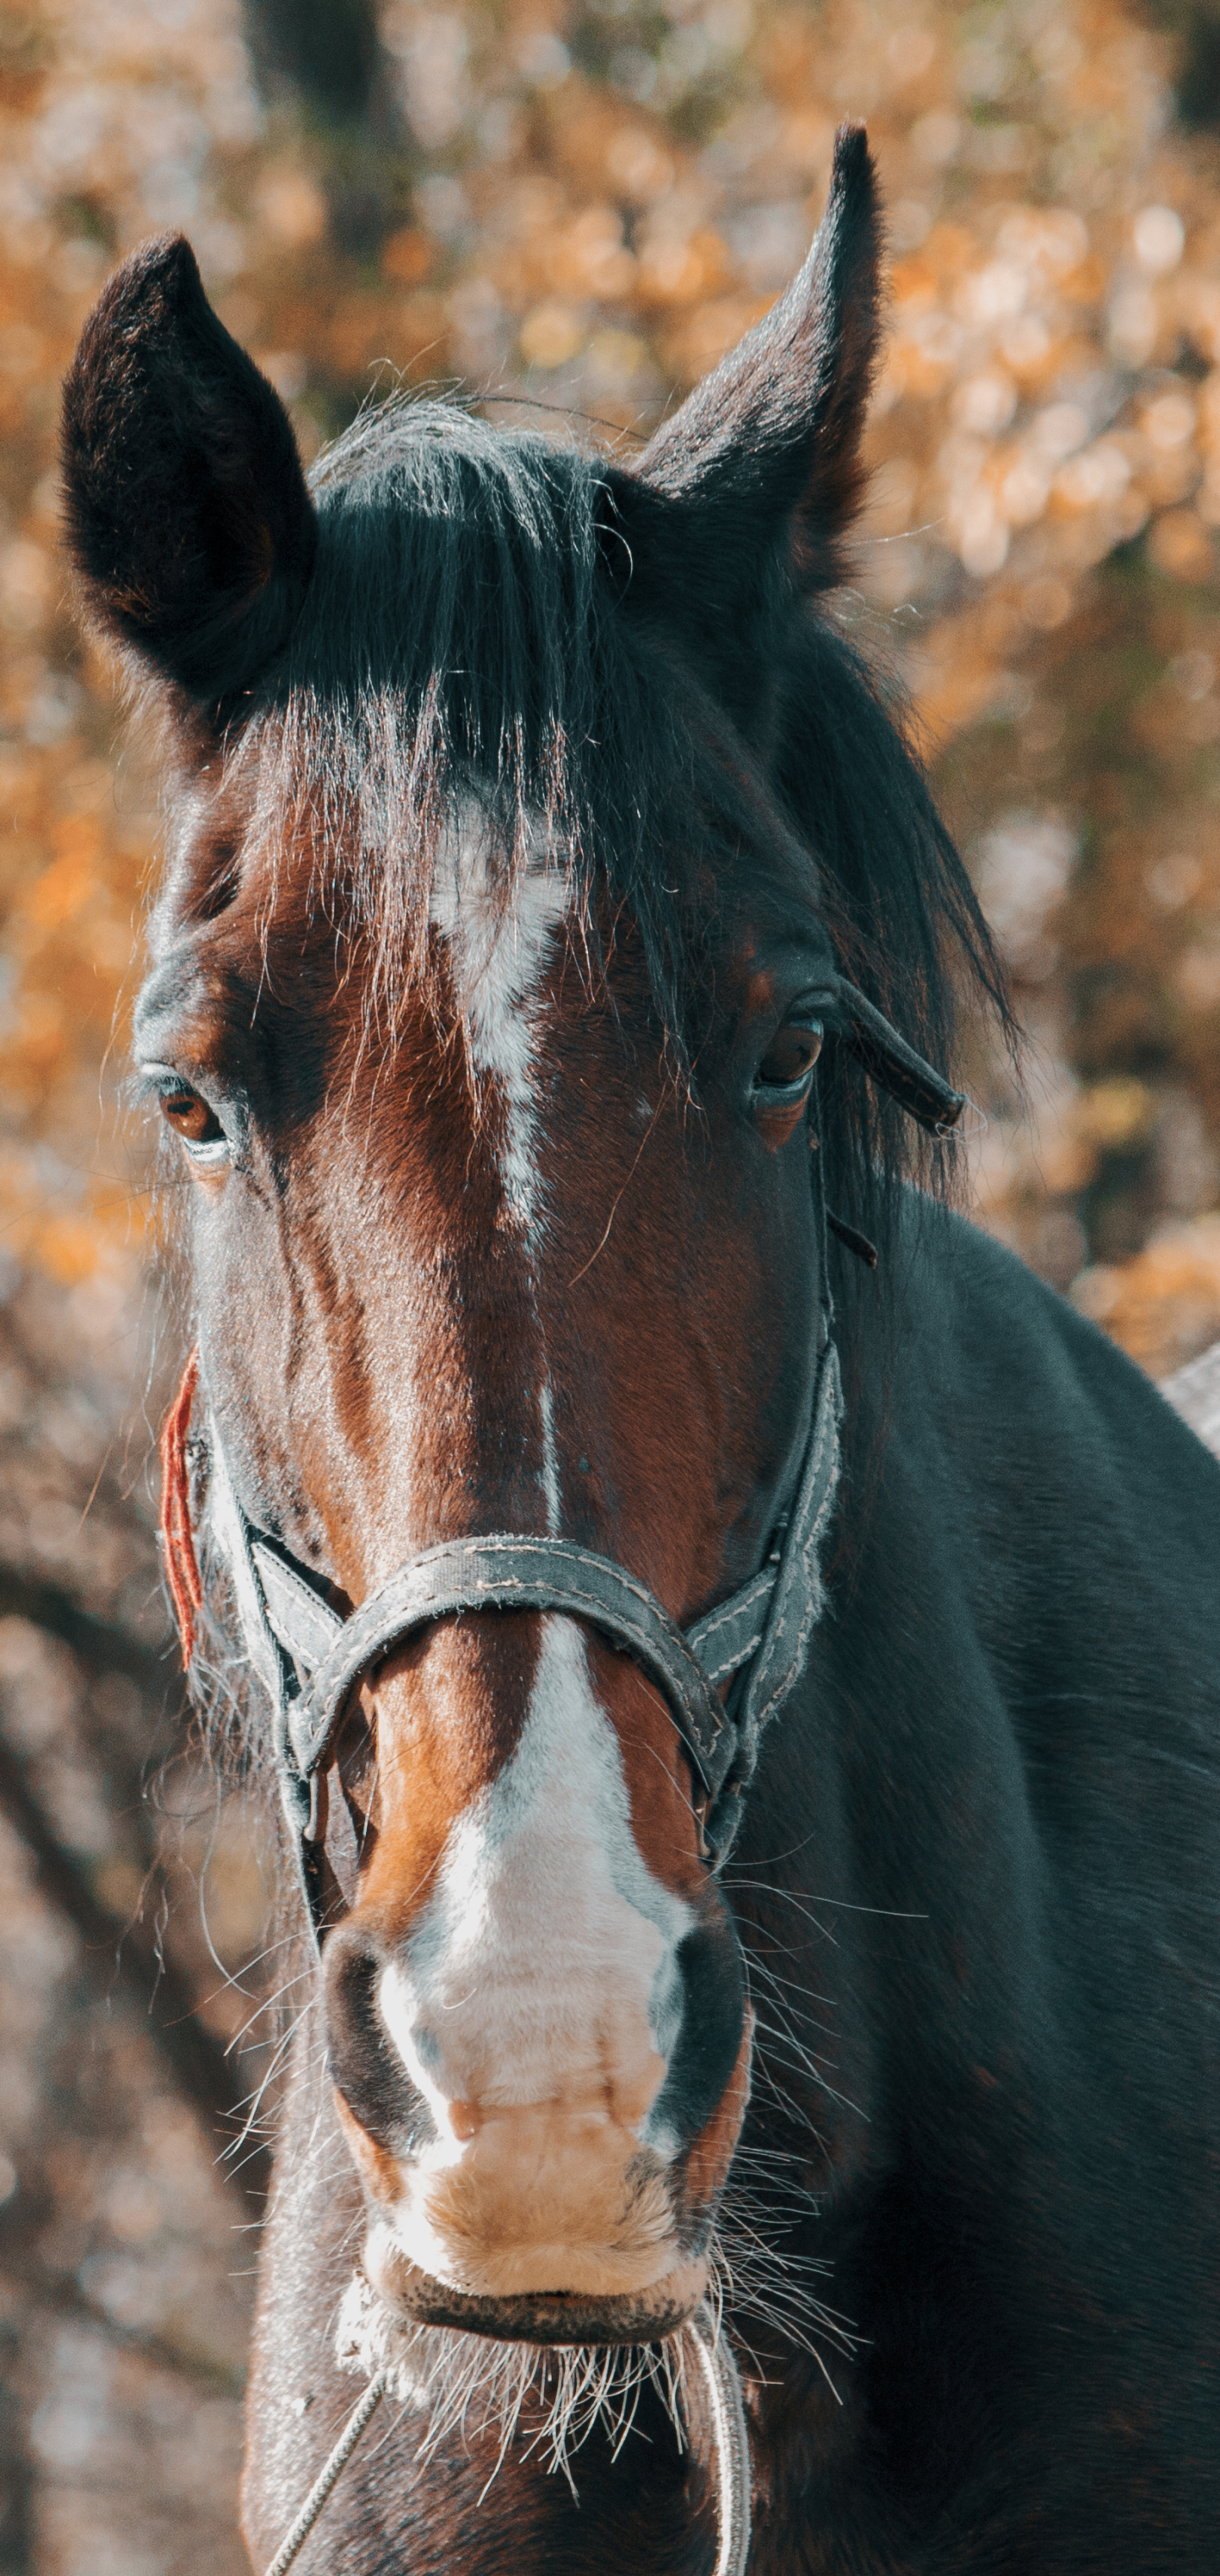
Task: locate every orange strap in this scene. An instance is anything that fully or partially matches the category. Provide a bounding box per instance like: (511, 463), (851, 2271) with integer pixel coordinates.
(159, 1348), (202, 1665)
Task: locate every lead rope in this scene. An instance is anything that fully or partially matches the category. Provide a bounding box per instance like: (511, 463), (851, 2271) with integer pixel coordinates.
(262, 2303), (751, 2574)
(262, 2370), (389, 2576)
(687, 2305), (753, 2576)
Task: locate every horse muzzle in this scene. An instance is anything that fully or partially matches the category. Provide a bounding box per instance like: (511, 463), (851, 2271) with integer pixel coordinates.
(363, 2223), (712, 2346)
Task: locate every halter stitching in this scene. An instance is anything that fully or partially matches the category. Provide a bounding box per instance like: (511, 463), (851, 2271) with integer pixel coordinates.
(746, 1383), (840, 1735)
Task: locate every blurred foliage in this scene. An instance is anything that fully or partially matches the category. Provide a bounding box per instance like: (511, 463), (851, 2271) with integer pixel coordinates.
(0, 1268), (270, 2573)
(245, 0), (390, 128)
(1150, 0), (1220, 128)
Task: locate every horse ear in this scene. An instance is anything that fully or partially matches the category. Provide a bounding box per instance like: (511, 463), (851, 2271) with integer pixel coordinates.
(613, 124), (882, 619)
(61, 233), (317, 712)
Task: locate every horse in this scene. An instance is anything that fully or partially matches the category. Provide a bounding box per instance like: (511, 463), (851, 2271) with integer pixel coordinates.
(61, 125), (1220, 2573)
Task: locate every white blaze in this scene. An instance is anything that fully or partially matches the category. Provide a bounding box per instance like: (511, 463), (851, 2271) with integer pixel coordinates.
(430, 804), (568, 1530)
(429, 805), (569, 1233)
(375, 827), (694, 2296)
(379, 1615), (691, 2157)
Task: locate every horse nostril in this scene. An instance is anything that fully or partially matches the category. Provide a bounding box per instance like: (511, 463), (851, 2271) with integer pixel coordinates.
(323, 1924), (422, 2160)
(648, 1914), (747, 2151)
(323, 1919), (380, 2020)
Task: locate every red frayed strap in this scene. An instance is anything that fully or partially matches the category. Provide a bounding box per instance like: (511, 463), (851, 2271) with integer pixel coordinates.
(160, 1349), (202, 1667)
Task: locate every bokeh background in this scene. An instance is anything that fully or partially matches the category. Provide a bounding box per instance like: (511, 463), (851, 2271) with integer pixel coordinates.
(1, 0), (1218, 2565)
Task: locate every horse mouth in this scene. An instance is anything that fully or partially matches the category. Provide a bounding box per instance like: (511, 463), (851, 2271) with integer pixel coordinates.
(365, 2235), (709, 2346)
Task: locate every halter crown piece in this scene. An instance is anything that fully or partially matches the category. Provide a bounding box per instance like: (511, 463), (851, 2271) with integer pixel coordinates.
(158, 983), (962, 1944)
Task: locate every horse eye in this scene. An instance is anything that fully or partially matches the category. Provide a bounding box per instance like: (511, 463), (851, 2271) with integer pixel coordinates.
(756, 1022), (824, 1091)
(159, 1086), (228, 1160)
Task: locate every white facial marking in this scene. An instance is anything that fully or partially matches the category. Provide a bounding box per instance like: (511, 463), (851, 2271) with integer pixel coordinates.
(379, 1615), (691, 2160)
(430, 799), (569, 1532)
(429, 802), (569, 1233)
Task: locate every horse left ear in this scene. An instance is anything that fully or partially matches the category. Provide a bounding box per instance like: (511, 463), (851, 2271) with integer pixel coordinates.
(61, 233), (317, 716)
(610, 123), (882, 616)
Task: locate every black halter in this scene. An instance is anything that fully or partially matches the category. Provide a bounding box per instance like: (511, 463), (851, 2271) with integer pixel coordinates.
(208, 1336), (842, 1935)
(192, 984), (962, 1945)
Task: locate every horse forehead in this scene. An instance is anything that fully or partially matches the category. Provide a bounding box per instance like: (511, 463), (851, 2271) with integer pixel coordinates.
(429, 803), (573, 1036)
(424, 803), (577, 1241)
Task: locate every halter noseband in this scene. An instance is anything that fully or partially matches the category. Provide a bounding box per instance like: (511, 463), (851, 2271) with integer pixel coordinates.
(159, 985), (962, 1944)
(175, 1330), (841, 1934)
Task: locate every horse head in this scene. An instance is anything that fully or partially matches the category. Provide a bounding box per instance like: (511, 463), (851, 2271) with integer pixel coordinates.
(60, 129), (962, 2360)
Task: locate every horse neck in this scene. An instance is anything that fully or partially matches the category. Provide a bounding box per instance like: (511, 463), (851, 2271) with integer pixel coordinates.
(727, 1224), (1051, 2197)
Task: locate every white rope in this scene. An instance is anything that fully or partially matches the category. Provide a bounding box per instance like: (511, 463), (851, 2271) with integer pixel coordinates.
(263, 2371), (388, 2576)
(685, 2305), (752, 2576)
(264, 2300), (751, 2574)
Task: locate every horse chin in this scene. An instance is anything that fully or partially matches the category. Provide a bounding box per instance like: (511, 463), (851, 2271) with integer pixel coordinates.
(364, 2225), (709, 2347)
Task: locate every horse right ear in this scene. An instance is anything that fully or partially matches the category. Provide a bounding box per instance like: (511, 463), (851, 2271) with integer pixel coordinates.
(604, 123), (882, 652)
(61, 234), (316, 714)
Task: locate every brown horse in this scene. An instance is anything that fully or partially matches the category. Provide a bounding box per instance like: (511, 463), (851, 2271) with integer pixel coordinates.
(62, 127), (1220, 2574)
